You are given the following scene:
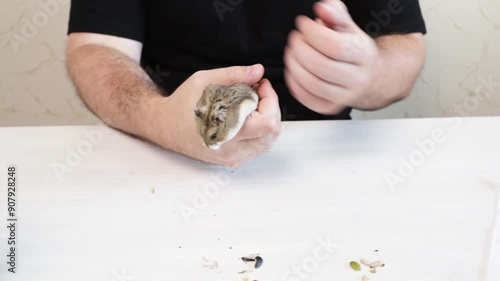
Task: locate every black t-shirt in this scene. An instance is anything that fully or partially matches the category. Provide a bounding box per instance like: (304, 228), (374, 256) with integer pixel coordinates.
(68, 0), (426, 121)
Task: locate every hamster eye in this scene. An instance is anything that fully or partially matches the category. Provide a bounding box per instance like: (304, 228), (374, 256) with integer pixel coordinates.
(210, 133), (217, 140)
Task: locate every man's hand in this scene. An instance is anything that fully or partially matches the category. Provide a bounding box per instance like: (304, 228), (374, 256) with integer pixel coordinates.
(66, 33), (280, 168)
(159, 65), (282, 167)
(284, 0), (426, 114)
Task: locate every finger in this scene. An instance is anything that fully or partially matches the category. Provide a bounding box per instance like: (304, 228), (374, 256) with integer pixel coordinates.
(241, 135), (276, 156)
(284, 46), (349, 104)
(284, 69), (346, 115)
(255, 79), (281, 117)
(313, 0), (357, 33)
(237, 116), (281, 141)
(235, 117), (273, 140)
(226, 137), (273, 168)
(287, 30), (356, 87)
(199, 64), (265, 86)
(215, 133), (275, 167)
(237, 79), (282, 140)
(295, 15), (362, 64)
(211, 131), (278, 167)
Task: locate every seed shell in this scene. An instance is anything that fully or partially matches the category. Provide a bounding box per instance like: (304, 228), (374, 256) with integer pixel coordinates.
(369, 261), (385, 268)
(360, 258), (371, 266)
(254, 256), (263, 269)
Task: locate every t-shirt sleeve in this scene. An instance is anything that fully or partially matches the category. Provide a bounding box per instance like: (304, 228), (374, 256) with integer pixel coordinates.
(345, 0), (427, 36)
(67, 0), (145, 42)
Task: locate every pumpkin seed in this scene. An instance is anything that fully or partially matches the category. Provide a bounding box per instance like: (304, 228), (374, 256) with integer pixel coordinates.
(350, 261), (361, 271)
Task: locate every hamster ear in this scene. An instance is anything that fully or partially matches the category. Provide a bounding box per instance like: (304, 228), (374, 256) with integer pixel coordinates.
(205, 84), (218, 92)
(194, 106), (206, 119)
(204, 84), (224, 96)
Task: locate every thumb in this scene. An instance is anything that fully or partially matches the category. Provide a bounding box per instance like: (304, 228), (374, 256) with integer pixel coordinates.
(314, 0), (358, 33)
(255, 79), (280, 118)
(205, 64), (264, 86)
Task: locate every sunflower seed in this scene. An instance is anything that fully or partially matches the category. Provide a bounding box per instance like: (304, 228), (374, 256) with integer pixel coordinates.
(362, 276), (369, 281)
(369, 261), (385, 268)
(360, 258), (371, 266)
(240, 254), (263, 272)
(369, 267), (377, 274)
(350, 261), (361, 271)
(254, 256), (263, 269)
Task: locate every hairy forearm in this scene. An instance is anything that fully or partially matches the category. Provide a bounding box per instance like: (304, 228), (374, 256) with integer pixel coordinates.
(369, 33), (426, 109)
(66, 44), (170, 148)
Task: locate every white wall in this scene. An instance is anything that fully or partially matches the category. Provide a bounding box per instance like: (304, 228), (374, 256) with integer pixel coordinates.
(353, 0), (500, 119)
(0, 0), (499, 126)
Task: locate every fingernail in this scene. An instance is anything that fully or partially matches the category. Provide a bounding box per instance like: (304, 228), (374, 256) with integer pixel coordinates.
(318, 1), (335, 15)
(324, 0), (338, 5)
(247, 64), (260, 76)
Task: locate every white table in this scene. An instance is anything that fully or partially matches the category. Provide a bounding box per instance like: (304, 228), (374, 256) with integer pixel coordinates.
(1, 117), (500, 281)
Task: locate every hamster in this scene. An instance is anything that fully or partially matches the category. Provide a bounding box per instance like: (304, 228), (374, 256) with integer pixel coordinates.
(194, 83), (259, 150)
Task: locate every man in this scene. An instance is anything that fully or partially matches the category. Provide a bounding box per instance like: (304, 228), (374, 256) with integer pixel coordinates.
(66, 0), (426, 167)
